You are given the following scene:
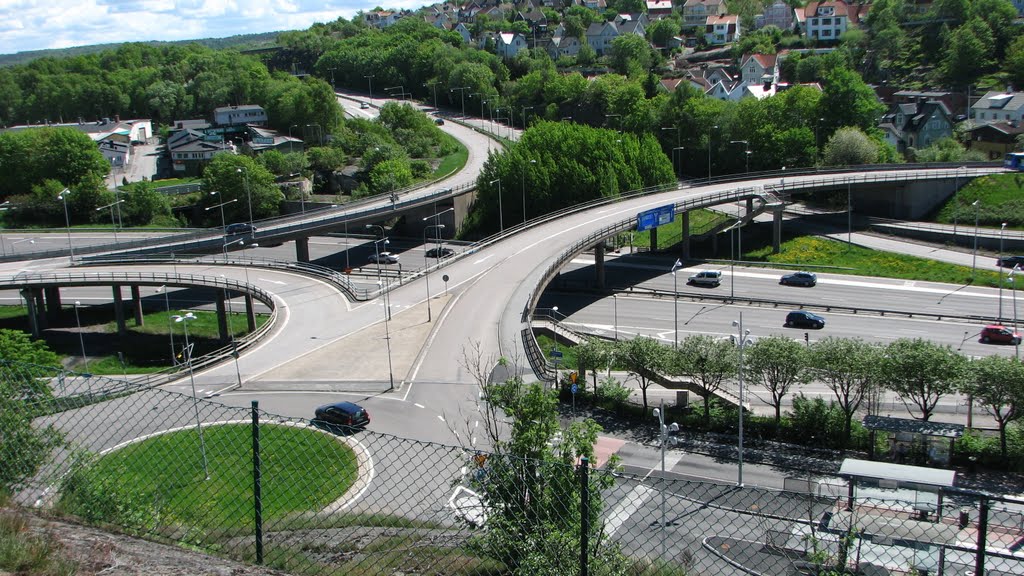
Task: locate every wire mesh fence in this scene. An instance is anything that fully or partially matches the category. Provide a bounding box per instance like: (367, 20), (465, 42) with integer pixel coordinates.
(4, 359), (1024, 575)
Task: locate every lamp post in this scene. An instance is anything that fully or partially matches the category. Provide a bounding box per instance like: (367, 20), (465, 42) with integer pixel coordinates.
(424, 224), (445, 322)
(289, 124), (298, 139)
(73, 300), (88, 372)
(972, 200), (980, 276)
(58, 188), (75, 263)
(707, 125), (718, 183)
(95, 199), (125, 243)
(328, 67), (336, 89)
(205, 194), (238, 233)
(731, 313), (752, 487)
(490, 178), (504, 232)
(953, 167), (966, 244)
(236, 168), (254, 236)
(156, 286), (175, 365)
(364, 74), (375, 104)
(652, 401), (678, 560)
(520, 106), (534, 133)
(1000, 222), (1008, 319)
(1011, 266), (1020, 360)
(670, 259), (682, 348)
(730, 140), (749, 174)
(522, 159), (536, 223)
(662, 126), (680, 176)
(172, 312), (209, 480)
(305, 123), (323, 146)
(366, 231), (396, 391)
(673, 147), (685, 178)
(385, 85), (406, 100)
(611, 293), (619, 341)
(451, 86), (470, 119)
(424, 81), (438, 110)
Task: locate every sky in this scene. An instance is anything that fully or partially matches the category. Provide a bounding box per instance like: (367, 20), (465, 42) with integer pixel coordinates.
(0, 0), (423, 55)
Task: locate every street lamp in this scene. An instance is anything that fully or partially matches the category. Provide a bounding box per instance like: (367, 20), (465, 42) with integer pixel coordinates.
(522, 159), (536, 223)
(95, 199), (125, 243)
(205, 193), (238, 233)
(365, 228), (395, 390)
(652, 401), (679, 560)
(236, 168), (254, 236)
(73, 300), (88, 372)
(172, 311), (209, 480)
(670, 259), (682, 349)
(424, 224), (445, 322)
(730, 140), (750, 174)
(490, 178), (504, 232)
(385, 85), (406, 100)
(364, 74), (375, 103)
(673, 147), (685, 178)
(305, 123), (323, 146)
(289, 124), (299, 139)
(423, 81), (438, 110)
(972, 200), (981, 276)
(1011, 266), (1020, 360)
(520, 106), (534, 132)
(953, 167), (966, 244)
(731, 313), (752, 487)
(156, 286), (175, 366)
(451, 86), (470, 119)
(1000, 222), (1008, 319)
(662, 126), (680, 176)
(707, 125), (718, 183)
(58, 188), (75, 262)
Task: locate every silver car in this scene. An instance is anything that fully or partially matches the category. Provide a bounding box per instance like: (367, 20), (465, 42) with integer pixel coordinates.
(687, 270), (722, 287)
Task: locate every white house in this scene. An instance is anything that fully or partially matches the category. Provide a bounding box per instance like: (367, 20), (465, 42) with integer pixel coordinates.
(586, 22), (619, 55)
(548, 34), (582, 58)
(363, 10), (400, 28)
(454, 22), (473, 44)
(682, 0), (726, 29)
(799, 1), (865, 42)
(495, 32), (529, 59)
(213, 105), (268, 127)
(755, 0), (795, 30)
(705, 14), (739, 45)
(738, 53), (778, 86)
(971, 91), (1024, 125)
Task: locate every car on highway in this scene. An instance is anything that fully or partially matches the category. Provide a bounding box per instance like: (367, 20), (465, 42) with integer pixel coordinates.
(360, 101), (370, 109)
(785, 310), (826, 329)
(425, 246), (454, 258)
(314, 401), (370, 430)
(687, 270), (722, 287)
(434, 117), (445, 125)
(779, 271), (817, 287)
(368, 251), (400, 264)
(224, 222), (256, 235)
(980, 324), (1022, 345)
(997, 255), (1024, 268)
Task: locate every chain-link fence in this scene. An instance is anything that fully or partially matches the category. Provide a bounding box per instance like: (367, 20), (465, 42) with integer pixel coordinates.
(4, 360), (1024, 575)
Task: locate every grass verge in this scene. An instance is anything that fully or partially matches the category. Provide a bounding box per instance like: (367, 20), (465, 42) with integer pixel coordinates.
(0, 496), (78, 575)
(432, 135), (469, 179)
(935, 173), (1024, 229)
(626, 209), (727, 249)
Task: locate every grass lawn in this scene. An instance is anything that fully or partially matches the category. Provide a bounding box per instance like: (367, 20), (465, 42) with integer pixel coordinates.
(537, 334), (577, 370)
(59, 424), (358, 533)
(935, 173), (1024, 229)
(432, 135), (468, 179)
(745, 236), (1017, 289)
(626, 209), (726, 249)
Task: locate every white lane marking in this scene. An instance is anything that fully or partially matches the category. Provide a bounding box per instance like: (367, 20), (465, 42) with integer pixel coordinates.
(259, 278), (286, 285)
(438, 414), (446, 422)
(415, 403), (425, 409)
(473, 254), (494, 264)
(605, 485), (654, 537)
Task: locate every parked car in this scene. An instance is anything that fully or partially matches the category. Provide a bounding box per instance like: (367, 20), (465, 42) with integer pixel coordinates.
(224, 222), (256, 235)
(368, 251), (400, 264)
(997, 255), (1024, 268)
(314, 401), (370, 429)
(687, 270), (722, 287)
(425, 246), (454, 258)
(780, 271), (817, 287)
(980, 324), (1022, 345)
(785, 310), (826, 329)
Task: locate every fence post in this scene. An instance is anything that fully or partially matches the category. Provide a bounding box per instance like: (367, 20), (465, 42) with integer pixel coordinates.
(252, 400), (263, 564)
(975, 496), (989, 576)
(579, 456), (590, 576)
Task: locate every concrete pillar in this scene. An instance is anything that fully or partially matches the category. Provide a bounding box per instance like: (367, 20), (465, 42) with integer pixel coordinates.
(215, 291), (229, 341)
(44, 287), (61, 322)
(745, 197), (754, 217)
(595, 243), (605, 289)
(650, 227), (658, 252)
(711, 231), (718, 254)
(112, 285), (126, 335)
(681, 211), (691, 261)
(245, 294), (257, 332)
(130, 285), (144, 326)
(33, 290), (47, 329)
(772, 207), (784, 254)
(295, 237), (310, 263)
(22, 289), (40, 338)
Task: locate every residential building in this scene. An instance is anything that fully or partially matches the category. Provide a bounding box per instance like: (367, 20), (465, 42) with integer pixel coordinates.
(167, 129), (235, 175)
(495, 32), (529, 58)
(682, 0), (726, 29)
(548, 34), (582, 58)
(738, 53), (778, 86)
(755, 0), (795, 30)
(1012, 0), (1024, 16)
(799, 1), (866, 42)
(646, 0), (674, 18)
(241, 126), (304, 155)
(971, 91), (1024, 125)
(363, 10), (400, 28)
(586, 22), (619, 55)
(878, 99), (954, 156)
(213, 105), (268, 128)
(2, 117), (152, 171)
(891, 90), (966, 120)
(965, 121), (1024, 160)
(705, 14), (740, 45)
(454, 22), (473, 44)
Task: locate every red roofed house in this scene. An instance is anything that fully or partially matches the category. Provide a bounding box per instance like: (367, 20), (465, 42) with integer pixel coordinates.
(705, 14), (740, 44)
(739, 53), (779, 86)
(800, 0), (868, 42)
(646, 0), (673, 17)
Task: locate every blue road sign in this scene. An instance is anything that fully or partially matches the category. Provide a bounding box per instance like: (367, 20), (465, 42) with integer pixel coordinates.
(571, 383), (578, 394)
(549, 349), (563, 358)
(636, 204), (675, 232)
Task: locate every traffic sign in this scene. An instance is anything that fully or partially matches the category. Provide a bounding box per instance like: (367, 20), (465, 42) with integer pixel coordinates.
(549, 349), (563, 358)
(636, 204), (675, 232)
(571, 383), (578, 394)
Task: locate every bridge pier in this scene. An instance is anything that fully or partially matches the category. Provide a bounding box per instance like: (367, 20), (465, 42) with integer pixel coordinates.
(44, 287), (61, 323)
(681, 212), (691, 261)
(215, 291), (229, 341)
(112, 285), (126, 335)
(21, 288), (42, 338)
(650, 227), (658, 252)
(130, 286), (144, 326)
(295, 237), (310, 263)
(245, 294), (256, 332)
(772, 207), (783, 254)
(594, 243), (605, 289)
(746, 197), (754, 217)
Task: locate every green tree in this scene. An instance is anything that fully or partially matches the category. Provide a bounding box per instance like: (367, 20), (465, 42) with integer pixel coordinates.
(941, 17), (995, 87)
(200, 155), (283, 225)
(618, 336), (668, 416)
(0, 127), (110, 198)
(608, 35), (655, 76)
(671, 334), (737, 426)
(1004, 35), (1024, 90)
(119, 181), (172, 226)
(368, 158), (413, 194)
(819, 67), (884, 134)
(648, 17), (681, 49)
(307, 146), (347, 171)
(0, 330), (64, 493)
(962, 355), (1024, 458)
(575, 337), (615, 394)
(745, 336), (808, 426)
(809, 337), (879, 448)
(822, 127), (880, 166)
(882, 339), (965, 421)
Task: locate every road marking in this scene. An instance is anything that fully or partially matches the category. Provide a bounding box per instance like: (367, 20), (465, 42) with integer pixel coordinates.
(473, 255), (493, 264)
(259, 278), (286, 285)
(438, 415), (446, 422)
(415, 403), (425, 409)
(605, 485), (654, 537)
(471, 436), (477, 446)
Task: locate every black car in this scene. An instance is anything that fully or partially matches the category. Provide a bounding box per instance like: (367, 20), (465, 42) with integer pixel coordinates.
(425, 246), (454, 258)
(785, 310), (825, 329)
(780, 271), (817, 287)
(225, 222), (256, 235)
(997, 255), (1024, 268)
(314, 401), (370, 429)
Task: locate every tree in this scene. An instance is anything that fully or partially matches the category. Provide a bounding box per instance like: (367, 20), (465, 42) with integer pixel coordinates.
(1005, 35), (1024, 90)
(368, 158), (413, 194)
(941, 17), (995, 87)
(745, 336), (808, 427)
(575, 337), (615, 394)
(882, 339), (965, 421)
(307, 146), (347, 172)
(822, 127), (880, 166)
(963, 355), (1024, 458)
(119, 181), (172, 227)
(608, 35), (655, 76)
(809, 337), (879, 448)
(671, 335), (737, 426)
(819, 67), (884, 135)
(0, 330), (64, 493)
(200, 155), (283, 225)
(618, 336), (668, 416)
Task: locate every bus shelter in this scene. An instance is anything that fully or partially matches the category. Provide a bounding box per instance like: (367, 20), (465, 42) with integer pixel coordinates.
(863, 415), (964, 467)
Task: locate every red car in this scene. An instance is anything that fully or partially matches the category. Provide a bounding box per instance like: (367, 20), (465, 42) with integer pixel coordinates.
(980, 325), (1022, 345)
